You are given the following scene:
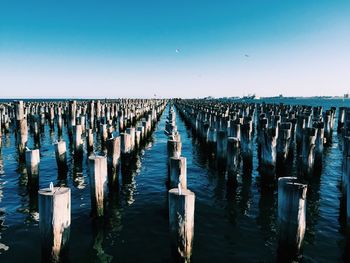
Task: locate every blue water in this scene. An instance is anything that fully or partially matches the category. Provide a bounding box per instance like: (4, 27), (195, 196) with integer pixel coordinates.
(0, 98), (350, 262)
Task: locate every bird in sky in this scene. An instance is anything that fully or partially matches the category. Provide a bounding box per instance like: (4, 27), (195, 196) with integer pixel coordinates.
(175, 48), (181, 53)
(244, 54), (250, 58)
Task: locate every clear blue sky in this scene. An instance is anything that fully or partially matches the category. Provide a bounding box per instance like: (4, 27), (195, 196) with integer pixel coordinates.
(0, 0), (349, 98)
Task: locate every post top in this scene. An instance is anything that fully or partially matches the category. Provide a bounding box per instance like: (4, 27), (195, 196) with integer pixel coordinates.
(89, 155), (106, 161)
(38, 187), (70, 196)
(169, 188), (195, 196)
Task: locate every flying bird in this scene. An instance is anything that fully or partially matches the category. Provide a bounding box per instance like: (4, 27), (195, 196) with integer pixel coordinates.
(175, 48), (181, 53)
(244, 54), (250, 58)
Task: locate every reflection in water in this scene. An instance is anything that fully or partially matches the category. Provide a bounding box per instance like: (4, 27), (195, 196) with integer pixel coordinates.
(120, 154), (139, 206)
(237, 172), (253, 216)
(226, 182), (238, 226)
(90, 219), (113, 263)
(256, 185), (277, 248)
(105, 192), (123, 248)
(303, 172), (321, 246)
(72, 155), (85, 189)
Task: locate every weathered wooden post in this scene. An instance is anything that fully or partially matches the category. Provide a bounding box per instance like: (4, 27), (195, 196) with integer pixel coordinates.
(39, 185), (71, 262)
(301, 127), (316, 175)
(73, 125), (83, 155)
(54, 140), (68, 175)
(314, 122), (325, 163)
(278, 177), (307, 257)
(228, 122), (241, 141)
(207, 127), (217, 148)
(241, 122), (253, 168)
(169, 157), (187, 189)
(338, 107), (345, 133)
(126, 127), (136, 151)
(216, 130), (228, 165)
(100, 124), (108, 143)
(260, 127), (277, 178)
(68, 100), (77, 133)
(87, 128), (94, 153)
(107, 136), (121, 186)
(18, 118), (28, 158)
(226, 137), (240, 184)
(25, 148), (40, 186)
(277, 122), (292, 163)
(57, 107), (63, 133)
(120, 132), (131, 155)
(169, 187), (195, 263)
(88, 155), (108, 217)
(167, 139), (182, 158)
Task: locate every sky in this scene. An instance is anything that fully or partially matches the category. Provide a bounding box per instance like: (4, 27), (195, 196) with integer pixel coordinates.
(0, 0), (349, 98)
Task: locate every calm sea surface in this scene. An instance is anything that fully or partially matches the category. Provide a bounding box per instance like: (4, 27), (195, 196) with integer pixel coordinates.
(1, 98), (350, 262)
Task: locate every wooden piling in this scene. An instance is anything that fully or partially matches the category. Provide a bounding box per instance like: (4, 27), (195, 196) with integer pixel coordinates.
(73, 125), (83, 155)
(38, 186), (71, 262)
(25, 148), (40, 185)
(301, 127), (316, 175)
(278, 177), (307, 256)
(169, 157), (187, 189)
(88, 155), (108, 217)
(216, 130), (228, 163)
(107, 136), (121, 185)
(168, 188), (195, 263)
(226, 137), (240, 173)
(54, 141), (68, 174)
(167, 139), (182, 158)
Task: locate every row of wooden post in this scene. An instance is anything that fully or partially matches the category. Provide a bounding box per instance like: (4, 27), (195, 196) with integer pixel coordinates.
(0, 99), (167, 262)
(174, 99), (309, 259)
(175, 100), (335, 181)
(166, 104), (196, 263)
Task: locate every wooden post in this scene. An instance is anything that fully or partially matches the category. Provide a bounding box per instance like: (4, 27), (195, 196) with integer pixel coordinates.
(57, 107), (63, 133)
(314, 122), (325, 163)
(228, 122), (241, 141)
(18, 118), (28, 157)
(120, 132), (131, 155)
(87, 129), (94, 153)
(301, 127), (316, 175)
(126, 127), (136, 151)
(100, 124), (108, 142)
(277, 122), (292, 162)
(260, 127), (277, 176)
(278, 177), (307, 256)
(338, 107), (345, 132)
(168, 188), (195, 263)
(73, 125), (83, 155)
(38, 186), (71, 262)
(69, 100), (77, 132)
(207, 127), (217, 146)
(216, 130), (228, 163)
(241, 122), (252, 167)
(54, 141), (68, 174)
(107, 136), (121, 186)
(88, 155), (108, 217)
(15, 100), (25, 121)
(227, 137), (240, 173)
(137, 126), (144, 142)
(169, 157), (187, 189)
(25, 148), (40, 186)
(167, 139), (182, 158)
